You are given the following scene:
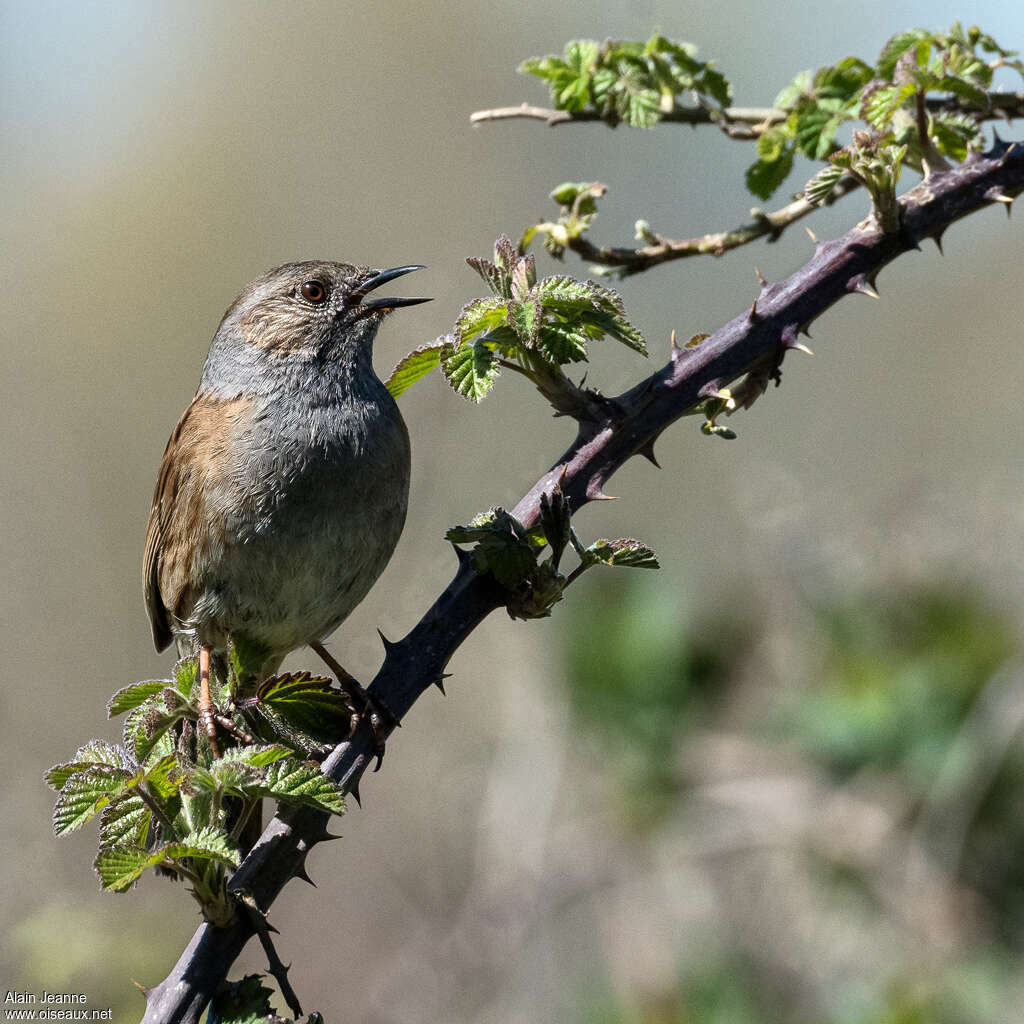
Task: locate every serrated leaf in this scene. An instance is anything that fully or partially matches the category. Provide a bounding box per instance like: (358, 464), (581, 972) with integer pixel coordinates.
(164, 826), (239, 866)
(245, 672), (353, 752)
(46, 740), (133, 790)
(53, 766), (137, 835)
(537, 321), (589, 364)
(804, 164), (845, 205)
(95, 827), (239, 892)
(441, 339), (500, 402)
(98, 794), (151, 848)
(580, 309), (648, 356)
(94, 845), (153, 892)
(508, 299), (541, 347)
(510, 252), (536, 298)
(124, 697), (189, 763)
(107, 680), (171, 718)
(585, 538), (661, 569)
(793, 102), (843, 159)
(211, 975), (277, 1024)
(385, 339), (448, 399)
(455, 297), (510, 345)
(534, 275), (597, 307)
(173, 658), (197, 698)
(466, 255), (509, 297)
(878, 29), (935, 80)
(861, 81), (916, 128)
(929, 111), (982, 160)
(257, 761), (345, 814)
(216, 743), (294, 769)
(143, 752), (182, 800)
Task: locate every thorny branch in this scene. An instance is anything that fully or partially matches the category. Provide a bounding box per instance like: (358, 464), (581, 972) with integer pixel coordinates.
(141, 139), (1022, 1023)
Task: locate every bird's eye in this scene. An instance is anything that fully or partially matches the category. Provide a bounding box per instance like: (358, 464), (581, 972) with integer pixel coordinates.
(300, 280), (328, 304)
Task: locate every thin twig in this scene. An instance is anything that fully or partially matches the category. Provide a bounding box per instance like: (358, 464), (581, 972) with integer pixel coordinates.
(470, 93), (1024, 133)
(560, 174), (862, 273)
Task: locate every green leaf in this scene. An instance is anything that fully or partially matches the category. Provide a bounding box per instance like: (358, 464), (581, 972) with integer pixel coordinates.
(107, 680), (171, 718)
(585, 538), (661, 569)
(46, 740), (132, 791)
(804, 163), (845, 205)
(95, 827), (239, 892)
(861, 81), (916, 128)
(466, 255), (509, 297)
(124, 692), (189, 763)
(508, 299), (541, 347)
(510, 252), (536, 298)
(441, 339), (500, 402)
(173, 658), (197, 698)
(245, 672), (354, 752)
(216, 743), (294, 769)
(94, 845), (153, 892)
(257, 761), (345, 814)
(877, 29), (935, 80)
(549, 181), (603, 216)
(793, 102), (843, 159)
(774, 69), (812, 110)
(929, 111), (982, 160)
(385, 339), (448, 399)
(447, 507), (538, 588)
(143, 752), (182, 799)
(581, 308), (648, 356)
(97, 794), (151, 848)
(455, 297), (510, 345)
(746, 127), (795, 200)
(163, 826), (239, 866)
(537, 321), (590, 364)
(210, 975), (277, 1024)
(534, 275), (600, 310)
(53, 766), (137, 835)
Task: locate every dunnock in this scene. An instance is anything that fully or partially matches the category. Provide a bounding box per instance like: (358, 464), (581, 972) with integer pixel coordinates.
(143, 261), (428, 752)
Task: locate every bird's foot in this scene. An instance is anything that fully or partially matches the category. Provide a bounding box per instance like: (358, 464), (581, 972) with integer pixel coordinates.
(310, 642), (397, 770)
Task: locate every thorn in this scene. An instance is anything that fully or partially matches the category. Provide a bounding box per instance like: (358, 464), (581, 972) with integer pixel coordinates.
(698, 380), (723, 400)
(669, 328), (679, 351)
(310, 829), (342, 844)
(754, 266), (767, 287)
(266, 922), (280, 936)
(637, 438), (660, 468)
(587, 484), (617, 501)
(933, 231), (944, 254)
(133, 981), (152, 1000)
(790, 341), (814, 356)
(349, 780), (361, 806)
(747, 298), (761, 323)
(985, 187), (1014, 216)
(847, 274), (880, 299)
(434, 676), (447, 695)
(806, 227), (818, 243)
(799, 324), (813, 339)
(293, 865), (317, 887)
(376, 628), (399, 653)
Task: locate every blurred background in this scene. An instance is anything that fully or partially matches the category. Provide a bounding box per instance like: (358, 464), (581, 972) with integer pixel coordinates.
(4, 1), (1024, 1021)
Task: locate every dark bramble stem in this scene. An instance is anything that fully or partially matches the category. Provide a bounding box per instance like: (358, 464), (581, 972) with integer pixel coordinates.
(140, 140), (1023, 1024)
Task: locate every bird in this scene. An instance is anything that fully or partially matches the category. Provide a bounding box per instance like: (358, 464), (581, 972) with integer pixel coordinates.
(143, 260), (428, 755)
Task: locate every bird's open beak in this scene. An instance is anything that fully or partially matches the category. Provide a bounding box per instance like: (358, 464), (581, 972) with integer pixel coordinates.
(355, 265), (431, 311)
